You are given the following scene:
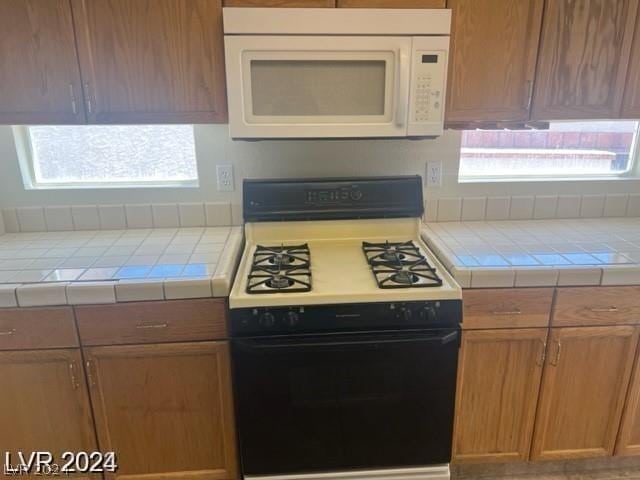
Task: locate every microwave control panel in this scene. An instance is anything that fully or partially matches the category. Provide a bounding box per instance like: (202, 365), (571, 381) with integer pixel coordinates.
(411, 51), (446, 125)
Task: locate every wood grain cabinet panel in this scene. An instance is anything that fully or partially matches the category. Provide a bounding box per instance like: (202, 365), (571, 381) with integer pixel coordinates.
(445, 0), (543, 123)
(532, 0), (639, 120)
(622, 6), (640, 117)
(0, 307), (78, 350)
(531, 326), (639, 461)
(84, 342), (238, 480)
(0, 0), (85, 124)
(338, 0), (444, 7)
(0, 349), (97, 467)
(462, 288), (554, 329)
(553, 287), (640, 327)
(71, 0), (227, 123)
(224, 0), (334, 5)
(616, 339), (640, 456)
(453, 328), (547, 463)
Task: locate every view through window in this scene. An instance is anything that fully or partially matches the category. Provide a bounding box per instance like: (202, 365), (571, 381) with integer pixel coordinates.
(20, 125), (198, 188)
(459, 121), (639, 180)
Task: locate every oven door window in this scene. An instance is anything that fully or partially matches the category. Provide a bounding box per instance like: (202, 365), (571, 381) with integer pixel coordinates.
(232, 330), (459, 475)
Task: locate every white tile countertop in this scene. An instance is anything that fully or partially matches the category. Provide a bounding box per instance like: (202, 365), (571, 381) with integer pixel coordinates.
(421, 218), (640, 288)
(0, 227), (243, 307)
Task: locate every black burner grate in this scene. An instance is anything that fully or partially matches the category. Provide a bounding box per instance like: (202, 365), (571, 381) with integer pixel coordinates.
(247, 244), (312, 294)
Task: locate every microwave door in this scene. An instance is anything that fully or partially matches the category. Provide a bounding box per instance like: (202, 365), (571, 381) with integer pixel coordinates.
(224, 36), (412, 138)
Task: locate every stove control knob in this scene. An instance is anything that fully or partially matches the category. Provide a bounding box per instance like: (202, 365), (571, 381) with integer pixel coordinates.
(420, 306), (437, 323)
(258, 312), (276, 328)
(283, 311), (300, 327)
(399, 307), (413, 322)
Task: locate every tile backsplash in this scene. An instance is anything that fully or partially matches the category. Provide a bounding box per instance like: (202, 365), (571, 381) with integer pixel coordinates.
(427, 193), (640, 222)
(2, 202), (235, 233)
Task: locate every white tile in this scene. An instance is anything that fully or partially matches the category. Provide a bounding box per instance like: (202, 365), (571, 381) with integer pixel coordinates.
(67, 281), (116, 305)
(45, 269), (85, 282)
(580, 194), (605, 218)
(17, 207), (46, 232)
(211, 231), (243, 296)
(152, 204), (180, 228)
(485, 197), (511, 221)
(79, 267), (119, 281)
(126, 255), (159, 266)
(424, 199), (438, 222)
(205, 202), (232, 226)
(534, 196), (558, 219)
(60, 257), (97, 269)
(470, 268), (515, 288)
(10, 270), (52, 282)
(514, 268), (559, 287)
(0, 271), (19, 282)
(76, 246), (108, 257)
(601, 265), (640, 286)
(26, 258), (65, 270)
(604, 195), (629, 217)
(628, 194), (640, 217)
(99, 205), (127, 229)
(125, 204), (153, 228)
(189, 253), (220, 264)
(0, 211), (4, 235)
(557, 195), (582, 218)
(437, 198), (462, 222)
(450, 267), (471, 288)
(44, 206), (73, 231)
(509, 196), (534, 220)
(104, 245), (137, 256)
(164, 277), (212, 300)
(0, 284), (19, 307)
(461, 197), (486, 221)
(116, 279), (165, 302)
(2, 209), (19, 233)
(557, 267), (602, 286)
(179, 203), (206, 227)
(17, 283), (68, 307)
(71, 205), (100, 230)
(231, 203), (243, 226)
(92, 256), (129, 268)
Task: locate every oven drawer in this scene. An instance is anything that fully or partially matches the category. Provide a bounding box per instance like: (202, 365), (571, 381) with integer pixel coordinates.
(76, 299), (227, 345)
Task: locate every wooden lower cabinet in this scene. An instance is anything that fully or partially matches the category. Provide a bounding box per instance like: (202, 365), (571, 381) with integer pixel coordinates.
(452, 328), (547, 463)
(616, 339), (640, 456)
(0, 349), (97, 465)
(531, 326), (639, 461)
(84, 341), (238, 480)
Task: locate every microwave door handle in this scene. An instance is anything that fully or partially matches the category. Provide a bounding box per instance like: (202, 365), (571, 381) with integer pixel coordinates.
(395, 50), (410, 128)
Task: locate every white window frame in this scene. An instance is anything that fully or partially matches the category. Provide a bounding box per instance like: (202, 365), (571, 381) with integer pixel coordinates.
(12, 126), (199, 190)
(458, 122), (640, 184)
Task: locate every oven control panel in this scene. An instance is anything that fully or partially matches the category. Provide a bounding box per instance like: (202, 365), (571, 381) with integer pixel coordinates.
(230, 300), (462, 336)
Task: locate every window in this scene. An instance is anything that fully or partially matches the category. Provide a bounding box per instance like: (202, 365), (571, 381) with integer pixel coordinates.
(14, 125), (198, 189)
(458, 121), (640, 182)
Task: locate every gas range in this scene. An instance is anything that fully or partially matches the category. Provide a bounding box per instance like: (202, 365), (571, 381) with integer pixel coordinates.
(229, 177), (461, 480)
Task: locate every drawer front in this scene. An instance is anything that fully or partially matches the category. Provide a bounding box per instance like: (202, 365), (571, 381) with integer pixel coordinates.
(76, 299), (227, 346)
(0, 307), (78, 350)
(553, 287), (640, 327)
(462, 288), (554, 329)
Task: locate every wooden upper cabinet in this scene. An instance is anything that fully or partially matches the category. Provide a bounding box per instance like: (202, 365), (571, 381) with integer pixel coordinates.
(532, 0), (639, 120)
(0, 349), (97, 466)
(453, 328), (547, 463)
(445, 0), (544, 123)
(85, 341), (238, 480)
(0, 0), (85, 124)
(531, 326), (639, 461)
(224, 0), (335, 6)
(71, 0), (227, 124)
(621, 6), (640, 117)
(337, 0), (444, 7)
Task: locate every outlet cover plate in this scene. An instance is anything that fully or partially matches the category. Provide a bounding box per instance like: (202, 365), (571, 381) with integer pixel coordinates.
(216, 165), (234, 192)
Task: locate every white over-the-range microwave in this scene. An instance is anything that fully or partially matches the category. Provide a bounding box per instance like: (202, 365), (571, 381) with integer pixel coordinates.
(223, 8), (451, 139)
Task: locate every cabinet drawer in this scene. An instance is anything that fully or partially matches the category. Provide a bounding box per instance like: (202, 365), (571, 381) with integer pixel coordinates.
(0, 307), (77, 350)
(462, 288), (554, 329)
(553, 287), (640, 327)
(75, 299), (227, 346)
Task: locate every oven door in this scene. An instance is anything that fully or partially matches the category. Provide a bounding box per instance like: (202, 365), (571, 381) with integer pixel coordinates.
(224, 36), (412, 138)
(231, 329), (459, 476)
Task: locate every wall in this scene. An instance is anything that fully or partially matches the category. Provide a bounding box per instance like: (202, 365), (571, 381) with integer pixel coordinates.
(1, 124), (639, 223)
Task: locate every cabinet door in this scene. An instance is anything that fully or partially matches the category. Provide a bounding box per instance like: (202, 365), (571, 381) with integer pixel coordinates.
(532, 0), (639, 120)
(445, 0), (543, 123)
(531, 326), (639, 460)
(0, 0), (85, 124)
(224, 0), (334, 5)
(337, 0), (444, 7)
(85, 342), (237, 480)
(452, 329), (547, 463)
(72, 0), (227, 124)
(0, 350), (97, 466)
(616, 336), (640, 456)
(621, 7), (640, 118)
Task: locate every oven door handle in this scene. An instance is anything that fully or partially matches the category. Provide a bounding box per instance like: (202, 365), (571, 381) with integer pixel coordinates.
(234, 330), (459, 351)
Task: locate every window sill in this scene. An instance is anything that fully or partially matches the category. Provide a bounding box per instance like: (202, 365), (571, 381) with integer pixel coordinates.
(23, 181), (199, 190)
(458, 175), (640, 184)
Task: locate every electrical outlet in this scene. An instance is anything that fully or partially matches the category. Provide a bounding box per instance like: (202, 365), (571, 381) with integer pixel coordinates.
(426, 161), (442, 187)
(216, 164), (234, 192)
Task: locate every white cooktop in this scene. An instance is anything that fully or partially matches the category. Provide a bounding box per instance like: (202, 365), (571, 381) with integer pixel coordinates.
(229, 218), (461, 309)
